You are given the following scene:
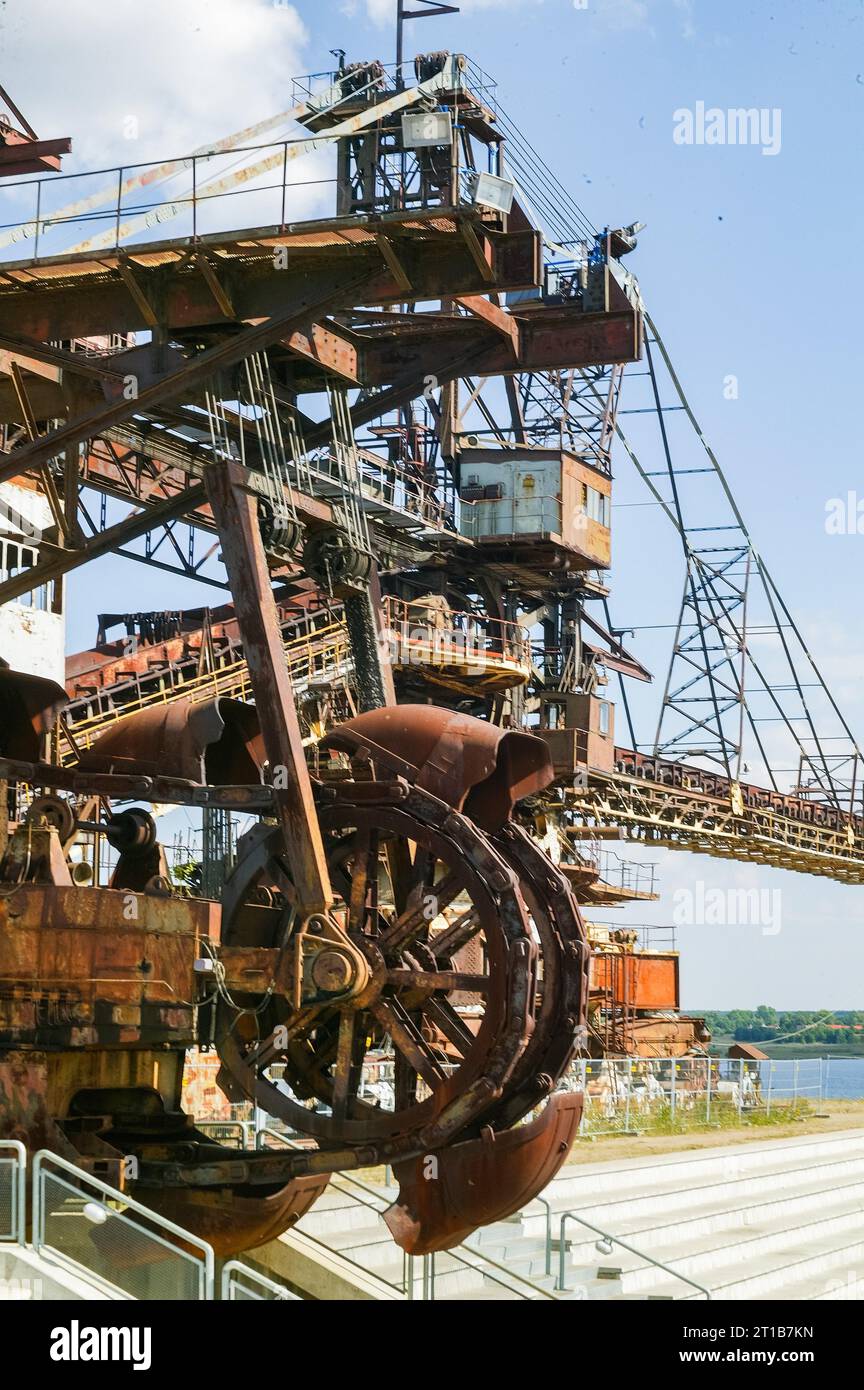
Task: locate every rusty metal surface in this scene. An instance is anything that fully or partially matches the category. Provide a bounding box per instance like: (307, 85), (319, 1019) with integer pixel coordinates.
(0, 750), (274, 812)
(205, 460), (333, 916)
(0, 666), (68, 760)
(77, 695), (264, 783)
(384, 1091), (584, 1254)
(0, 885), (216, 1050)
(140, 1171), (331, 1257)
(216, 784), (537, 1153)
(483, 823), (589, 1130)
(322, 704), (554, 831)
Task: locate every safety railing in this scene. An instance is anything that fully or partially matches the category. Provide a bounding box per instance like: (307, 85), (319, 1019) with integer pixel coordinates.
(63, 591), (530, 759)
(559, 1056), (829, 1138)
(221, 1260), (298, 1301)
(635, 924), (678, 952)
(459, 493), (564, 541)
(595, 848), (658, 898)
(290, 55), (498, 114)
(32, 1150), (215, 1301)
(195, 1120), (255, 1149)
(0, 139), (344, 262)
(555, 1210), (711, 1300)
(302, 449), (447, 531)
(0, 55), (500, 264)
(0, 1140), (26, 1245)
(381, 597), (532, 677)
(254, 1128), (555, 1300)
(1, 1142), (301, 1301)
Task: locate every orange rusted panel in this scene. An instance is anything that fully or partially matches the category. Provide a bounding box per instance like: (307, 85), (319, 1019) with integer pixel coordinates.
(0, 886), (219, 1049)
(589, 952), (680, 1011)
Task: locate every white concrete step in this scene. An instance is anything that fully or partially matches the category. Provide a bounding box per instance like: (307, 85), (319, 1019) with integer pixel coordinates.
(526, 1130), (864, 1212)
(0, 1246), (121, 1300)
(635, 1233), (864, 1302)
(297, 1131), (864, 1302)
(475, 1130), (864, 1301)
(519, 1152), (864, 1235)
(615, 1201), (864, 1295)
(559, 1174), (864, 1269)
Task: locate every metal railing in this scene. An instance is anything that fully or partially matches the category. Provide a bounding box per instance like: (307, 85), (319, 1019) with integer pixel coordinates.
(556, 1210), (711, 1300)
(0, 1140), (26, 1245)
(62, 612), (350, 751)
(32, 1150), (215, 1301)
(2, 1141), (300, 1301)
(289, 56), (498, 114)
(221, 1260), (298, 1301)
(64, 591), (528, 759)
(596, 848), (658, 897)
(256, 1127), (555, 1300)
(307, 449), (447, 531)
(382, 597), (532, 676)
(0, 55), (500, 264)
(459, 492), (564, 541)
(559, 1056), (828, 1137)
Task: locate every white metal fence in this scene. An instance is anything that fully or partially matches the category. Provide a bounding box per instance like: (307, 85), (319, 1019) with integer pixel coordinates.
(197, 1052), (849, 1145)
(560, 1057), (829, 1136)
(221, 1260), (300, 1301)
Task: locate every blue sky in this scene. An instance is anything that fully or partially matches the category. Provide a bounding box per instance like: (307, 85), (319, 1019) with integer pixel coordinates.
(2, 0), (862, 1009)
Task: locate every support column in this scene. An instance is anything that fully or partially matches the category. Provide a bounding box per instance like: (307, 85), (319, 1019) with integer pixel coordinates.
(205, 460), (332, 915)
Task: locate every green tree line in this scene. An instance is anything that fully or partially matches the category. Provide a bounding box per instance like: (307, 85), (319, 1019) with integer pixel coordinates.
(702, 1006), (864, 1044)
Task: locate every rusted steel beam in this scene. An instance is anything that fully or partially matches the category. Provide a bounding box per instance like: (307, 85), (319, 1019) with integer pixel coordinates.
(296, 310), (640, 444)
(351, 307), (641, 386)
(0, 224), (540, 340)
(281, 320), (360, 384)
(459, 221), (497, 283)
(195, 253), (237, 320)
(117, 260), (160, 329)
(0, 135), (71, 176)
(454, 294), (520, 352)
(77, 432), (333, 534)
(0, 753), (276, 812)
(0, 332), (127, 381)
(0, 269), (382, 488)
(374, 232), (413, 294)
(303, 340), (498, 449)
(204, 459), (333, 914)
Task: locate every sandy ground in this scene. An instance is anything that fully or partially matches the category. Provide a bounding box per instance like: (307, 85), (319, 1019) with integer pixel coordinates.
(564, 1099), (864, 1166)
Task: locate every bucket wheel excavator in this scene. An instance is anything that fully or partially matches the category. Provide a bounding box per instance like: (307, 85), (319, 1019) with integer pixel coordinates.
(0, 462), (590, 1256)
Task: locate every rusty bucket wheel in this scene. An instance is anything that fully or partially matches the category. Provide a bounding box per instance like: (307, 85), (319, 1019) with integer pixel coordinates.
(479, 822), (590, 1131)
(216, 785), (538, 1152)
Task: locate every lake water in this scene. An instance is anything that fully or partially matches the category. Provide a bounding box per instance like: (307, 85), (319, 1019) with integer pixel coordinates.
(756, 1057), (864, 1102)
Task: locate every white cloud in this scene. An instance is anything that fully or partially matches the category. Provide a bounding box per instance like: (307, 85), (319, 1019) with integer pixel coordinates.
(0, 0), (310, 168)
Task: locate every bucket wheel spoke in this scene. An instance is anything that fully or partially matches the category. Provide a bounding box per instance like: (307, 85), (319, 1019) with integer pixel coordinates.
(216, 788), (536, 1152)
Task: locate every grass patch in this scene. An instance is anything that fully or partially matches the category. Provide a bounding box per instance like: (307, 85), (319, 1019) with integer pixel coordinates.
(581, 1099), (814, 1140)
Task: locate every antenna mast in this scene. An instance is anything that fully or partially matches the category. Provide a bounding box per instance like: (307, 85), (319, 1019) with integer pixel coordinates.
(395, 0), (460, 88)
